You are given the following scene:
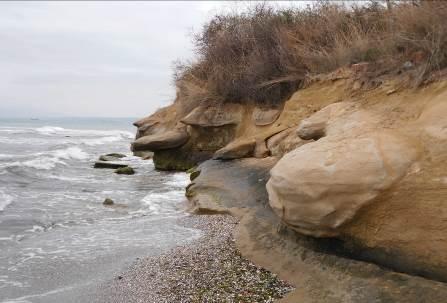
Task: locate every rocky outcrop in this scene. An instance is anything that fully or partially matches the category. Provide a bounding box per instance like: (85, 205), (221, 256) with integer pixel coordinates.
(135, 68), (447, 291)
(266, 128), (309, 157)
(213, 139), (256, 160)
(186, 158), (447, 303)
(266, 80), (447, 281)
(132, 127), (189, 151)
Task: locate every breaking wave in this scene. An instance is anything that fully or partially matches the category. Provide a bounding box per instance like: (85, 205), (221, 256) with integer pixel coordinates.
(4, 147), (89, 170)
(0, 190), (14, 212)
(35, 126), (133, 138)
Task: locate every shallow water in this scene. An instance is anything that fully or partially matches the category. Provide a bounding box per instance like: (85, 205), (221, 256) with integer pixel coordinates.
(0, 118), (201, 303)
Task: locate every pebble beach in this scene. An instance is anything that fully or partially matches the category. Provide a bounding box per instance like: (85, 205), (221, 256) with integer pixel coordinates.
(96, 214), (294, 303)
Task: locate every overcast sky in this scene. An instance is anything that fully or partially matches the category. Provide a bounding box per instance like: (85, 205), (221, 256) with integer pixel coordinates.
(0, 1), (307, 118)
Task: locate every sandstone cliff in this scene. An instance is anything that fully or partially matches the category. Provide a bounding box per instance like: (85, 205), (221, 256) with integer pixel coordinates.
(132, 66), (447, 301)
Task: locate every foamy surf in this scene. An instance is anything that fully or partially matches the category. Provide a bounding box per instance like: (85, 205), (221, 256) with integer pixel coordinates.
(0, 191), (13, 212)
(0, 118), (200, 303)
(2, 147), (89, 170)
(35, 125), (133, 138)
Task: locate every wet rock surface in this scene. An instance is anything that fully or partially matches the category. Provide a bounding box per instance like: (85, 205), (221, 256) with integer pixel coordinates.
(103, 198), (114, 206)
(94, 161), (128, 169)
(114, 166), (135, 175)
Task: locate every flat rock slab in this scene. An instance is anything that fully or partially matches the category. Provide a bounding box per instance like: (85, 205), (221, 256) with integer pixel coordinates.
(132, 129), (189, 152)
(94, 161), (128, 169)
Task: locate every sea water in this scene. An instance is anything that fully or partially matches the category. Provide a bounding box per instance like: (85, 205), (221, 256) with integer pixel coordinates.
(0, 118), (200, 303)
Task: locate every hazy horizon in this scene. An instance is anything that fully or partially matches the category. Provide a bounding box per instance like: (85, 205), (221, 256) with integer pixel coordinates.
(0, 1), (307, 118)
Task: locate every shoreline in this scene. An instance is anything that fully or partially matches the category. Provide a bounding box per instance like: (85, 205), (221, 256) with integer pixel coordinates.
(95, 213), (294, 303)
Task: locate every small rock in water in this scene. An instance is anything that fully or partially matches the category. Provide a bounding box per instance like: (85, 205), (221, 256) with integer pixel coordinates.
(115, 166), (135, 175)
(189, 170), (200, 181)
(94, 161), (128, 169)
(106, 153), (126, 158)
(98, 153), (126, 162)
(103, 198), (114, 206)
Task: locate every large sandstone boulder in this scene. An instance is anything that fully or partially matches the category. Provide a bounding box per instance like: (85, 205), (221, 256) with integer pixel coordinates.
(267, 131), (420, 237)
(213, 139), (256, 160)
(132, 128), (189, 152)
(296, 102), (354, 140)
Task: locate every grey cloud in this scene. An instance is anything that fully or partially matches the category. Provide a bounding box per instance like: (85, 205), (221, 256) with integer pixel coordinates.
(0, 1), (306, 118)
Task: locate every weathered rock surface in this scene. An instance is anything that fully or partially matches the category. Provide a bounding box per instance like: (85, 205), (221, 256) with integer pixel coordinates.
(252, 107), (282, 126)
(132, 151), (153, 159)
(132, 128), (189, 152)
(265, 81), (447, 281)
(213, 139), (256, 160)
(296, 102), (354, 140)
(181, 103), (243, 127)
(267, 131), (421, 237)
(267, 128), (309, 157)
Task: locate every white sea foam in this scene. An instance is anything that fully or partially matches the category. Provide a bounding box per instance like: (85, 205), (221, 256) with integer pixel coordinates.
(35, 126), (65, 135)
(51, 146), (88, 160)
(35, 125), (133, 138)
(0, 191), (13, 212)
(0, 153), (15, 159)
(4, 147), (89, 170)
(141, 190), (186, 215)
(1, 285), (75, 303)
(80, 135), (124, 146)
(164, 173), (190, 187)
(0, 127), (35, 134)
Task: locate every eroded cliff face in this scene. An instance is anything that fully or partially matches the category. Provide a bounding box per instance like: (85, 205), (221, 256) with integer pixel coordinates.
(133, 69), (447, 299)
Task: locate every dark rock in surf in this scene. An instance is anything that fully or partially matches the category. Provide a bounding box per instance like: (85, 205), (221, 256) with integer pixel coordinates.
(94, 161), (128, 169)
(103, 198), (114, 206)
(115, 166), (135, 175)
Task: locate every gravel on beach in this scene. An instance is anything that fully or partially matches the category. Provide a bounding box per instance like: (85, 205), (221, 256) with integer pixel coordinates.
(97, 214), (294, 303)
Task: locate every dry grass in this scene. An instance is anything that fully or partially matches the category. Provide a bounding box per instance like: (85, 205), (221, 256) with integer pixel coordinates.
(174, 1), (447, 106)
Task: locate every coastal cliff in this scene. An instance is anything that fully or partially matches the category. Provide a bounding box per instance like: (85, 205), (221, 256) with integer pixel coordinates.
(132, 2), (447, 302)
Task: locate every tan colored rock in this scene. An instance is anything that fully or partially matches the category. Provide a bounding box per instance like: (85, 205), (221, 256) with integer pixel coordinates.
(252, 107), (282, 126)
(418, 99), (447, 140)
(296, 102), (354, 140)
(132, 128), (189, 152)
(181, 103), (243, 127)
(133, 105), (177, 139)
(213, 139), (256, 160)
(267, 131), (420, 237)
(267, 128), (309, 157)
(253, 139), (270, 158)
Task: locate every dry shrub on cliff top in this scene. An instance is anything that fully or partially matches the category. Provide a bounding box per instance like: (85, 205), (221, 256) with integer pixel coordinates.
(174, 1), (447, 106)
